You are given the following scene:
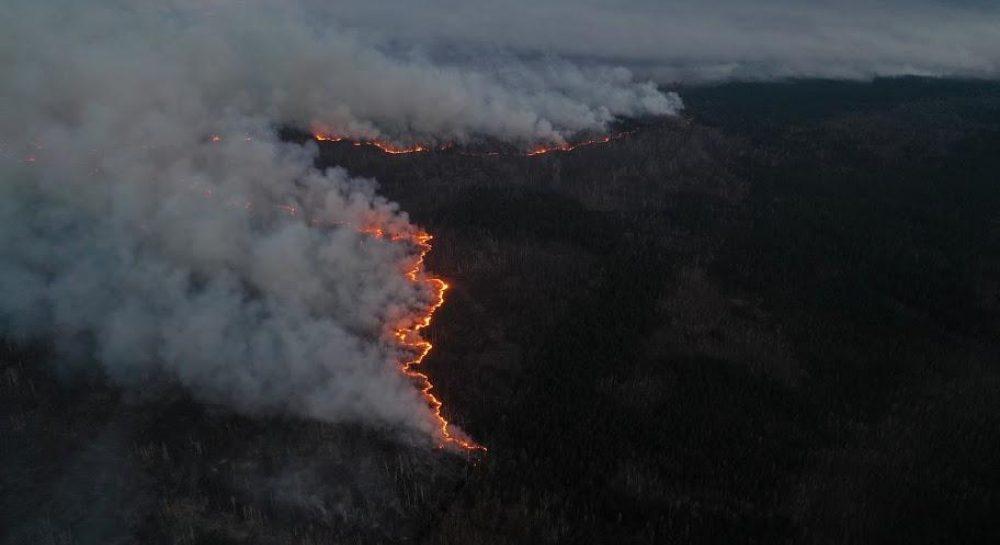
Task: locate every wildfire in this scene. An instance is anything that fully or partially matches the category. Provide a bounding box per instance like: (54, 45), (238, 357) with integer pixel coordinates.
(313, 129), (430, 155)
(196, 130), (481, 451)
(364, 226), (485, 452)
(526, 131), (632, 156)
(312, 127), (631, 158)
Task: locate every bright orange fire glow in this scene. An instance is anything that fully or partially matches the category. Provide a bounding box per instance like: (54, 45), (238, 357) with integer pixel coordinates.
(312, 127), (630, 158)
(305, 125), (635, 453)
(313, 129), (430, 155)
(368, 141), (429, 155)
(363, 226), (485, 452)
(526, 131), (632, 156)
(197, 130), (480, 451)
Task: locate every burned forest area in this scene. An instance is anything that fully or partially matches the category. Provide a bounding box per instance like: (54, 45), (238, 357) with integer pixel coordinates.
(5, 78), (1000, 544)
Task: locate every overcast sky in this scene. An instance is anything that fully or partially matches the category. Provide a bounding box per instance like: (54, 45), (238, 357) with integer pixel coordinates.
(318, 0), (1000, 82)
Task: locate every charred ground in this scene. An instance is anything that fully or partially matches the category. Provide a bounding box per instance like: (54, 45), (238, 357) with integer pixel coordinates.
(3, 77), (1000, 544)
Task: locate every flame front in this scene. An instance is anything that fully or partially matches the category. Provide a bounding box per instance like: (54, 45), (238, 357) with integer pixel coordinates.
(313, 129), (430, 155)
(197, 132), (480, 450)
(525, 132), (632, 156)
(312, 126), (631, 158)
(364, 226), (485, 452)
(308, 125), (633, 453)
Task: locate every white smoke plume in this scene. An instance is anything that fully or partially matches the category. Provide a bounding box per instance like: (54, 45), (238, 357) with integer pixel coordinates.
(0, 1), (678, 146)
(0, 1), (678, 439)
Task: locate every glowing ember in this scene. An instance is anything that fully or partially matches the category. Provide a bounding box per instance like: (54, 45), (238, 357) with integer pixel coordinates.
(362, 227), (485, 452)
(274, 203), (299, 216)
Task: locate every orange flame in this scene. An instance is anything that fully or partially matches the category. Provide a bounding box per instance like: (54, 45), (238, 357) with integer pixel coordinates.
(363, 226), (485, 452)
(196, 131), (482, 451)
(313, 129), (429, 155)
(526, 131), (632, 156)
(312, 127), (630, 158)
(312, 132), (346, 143)
(367, 141), (428, 155)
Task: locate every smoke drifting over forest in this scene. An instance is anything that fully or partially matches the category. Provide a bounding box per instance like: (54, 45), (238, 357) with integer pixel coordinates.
(3, 0), (997, 442)
(0, 0), (681, 440)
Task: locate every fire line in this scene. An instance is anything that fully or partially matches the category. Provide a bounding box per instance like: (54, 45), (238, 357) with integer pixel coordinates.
(193, 149), (484, 451)
(362, 226), (485, 452)
(312, 127), (631, 157)
(313, 131), (429, 154)
(308, 126), (635, 452)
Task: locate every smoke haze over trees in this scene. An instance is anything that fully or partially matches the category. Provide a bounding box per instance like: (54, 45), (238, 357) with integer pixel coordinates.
(0, 0), (679, 438)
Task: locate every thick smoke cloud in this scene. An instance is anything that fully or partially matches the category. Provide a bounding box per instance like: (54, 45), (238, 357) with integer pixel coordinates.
(10, 0), (990, 441)
(325, 0), (1000, 82)
(0, 1), (678, 439)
